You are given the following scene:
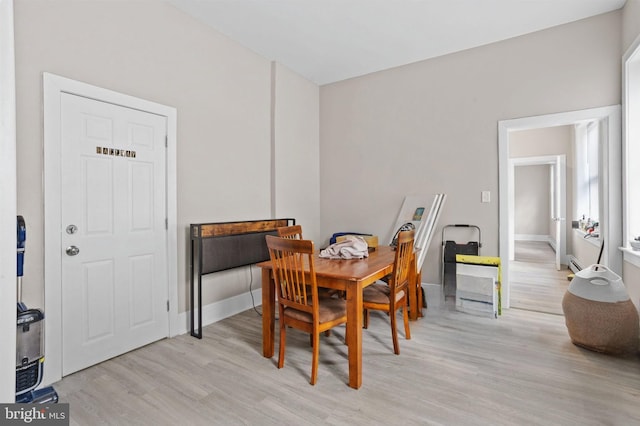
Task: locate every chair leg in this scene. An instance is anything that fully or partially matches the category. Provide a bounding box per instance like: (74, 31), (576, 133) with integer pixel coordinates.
(363, 309), (369, 329)
(403, 303), (411, 340)
(390, 309), (400, 355)
(278, 322), (286, 369)
(311, 331), (331, 346)
(310, 331), (320, 385)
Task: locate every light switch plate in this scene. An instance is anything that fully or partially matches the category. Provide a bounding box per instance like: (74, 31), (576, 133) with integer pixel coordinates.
(481, 191), (491, 203)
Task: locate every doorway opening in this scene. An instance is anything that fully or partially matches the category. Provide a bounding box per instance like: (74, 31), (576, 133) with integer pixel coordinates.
(498, 106), (622, 313)
(509, 153), (567, 315)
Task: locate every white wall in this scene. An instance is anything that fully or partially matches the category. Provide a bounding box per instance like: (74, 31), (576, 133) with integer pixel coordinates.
(273, 63), (321, 242)
(623, 0), (640, 52)
(320, 11), (621, 284)
(509, 125), (574, 159)
(13, 1), (319, 313)
(514, 165), (550, 238)
(624, 261), (640, 312)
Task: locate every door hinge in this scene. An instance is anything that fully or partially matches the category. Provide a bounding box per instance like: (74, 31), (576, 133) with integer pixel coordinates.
(165, 135), (168, 148)
(165, 218), (168, 229)
(167, 300), (170, 312)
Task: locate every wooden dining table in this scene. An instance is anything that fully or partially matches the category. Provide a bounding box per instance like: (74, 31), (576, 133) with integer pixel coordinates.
(257, 245), (419, 389)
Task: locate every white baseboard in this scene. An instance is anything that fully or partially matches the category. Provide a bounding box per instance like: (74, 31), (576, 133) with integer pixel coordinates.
(514, 234), (551, 242)
(515, 234), (558, 252)
(178, 281), (446, 335)
(176, 288), (263, 336)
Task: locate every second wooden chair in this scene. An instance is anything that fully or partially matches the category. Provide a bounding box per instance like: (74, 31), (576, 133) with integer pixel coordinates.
(362, 229), (415, 355)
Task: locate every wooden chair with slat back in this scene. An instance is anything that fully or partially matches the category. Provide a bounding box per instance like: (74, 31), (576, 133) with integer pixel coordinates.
(277, 224), (303, 239)
(265, 235), (348, 385)
(362, 229), (415, 355)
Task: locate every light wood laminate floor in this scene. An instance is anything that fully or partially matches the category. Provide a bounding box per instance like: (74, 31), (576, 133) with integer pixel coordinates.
(54, 296), (640, 425)
(510, 241), (570, 315)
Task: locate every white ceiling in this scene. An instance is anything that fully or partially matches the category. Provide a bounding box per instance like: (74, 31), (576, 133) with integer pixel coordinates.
(169, 0), (626, 85)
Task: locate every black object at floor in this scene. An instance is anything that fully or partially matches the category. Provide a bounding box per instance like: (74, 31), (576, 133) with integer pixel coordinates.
(442, 224), (481, 298)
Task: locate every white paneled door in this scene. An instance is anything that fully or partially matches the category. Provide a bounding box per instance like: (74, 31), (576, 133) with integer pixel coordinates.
(60, 93), (169, 375)
(552, 155), (567, 271)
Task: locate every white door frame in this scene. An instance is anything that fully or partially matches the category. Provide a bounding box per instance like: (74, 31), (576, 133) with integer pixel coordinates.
(0, 0), (17, 402)
(509, 155), (567, 270)
(498, 105), (622, 310)
(43, 73), (179, 385)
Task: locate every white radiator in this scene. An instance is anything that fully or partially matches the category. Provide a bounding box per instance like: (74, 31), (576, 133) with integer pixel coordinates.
(569, 256), (582, 274)
(456, 263), (499, 319)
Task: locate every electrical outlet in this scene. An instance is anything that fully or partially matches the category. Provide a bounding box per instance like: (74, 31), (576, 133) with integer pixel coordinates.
(481, 191), (491, 203)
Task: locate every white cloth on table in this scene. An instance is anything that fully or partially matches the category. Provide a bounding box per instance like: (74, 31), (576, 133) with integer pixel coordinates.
(319, 236), (369, 259)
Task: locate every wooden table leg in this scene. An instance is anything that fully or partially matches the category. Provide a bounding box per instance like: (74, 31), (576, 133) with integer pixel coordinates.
(262, 268), (275, 358)
(346, 281), (363, 389)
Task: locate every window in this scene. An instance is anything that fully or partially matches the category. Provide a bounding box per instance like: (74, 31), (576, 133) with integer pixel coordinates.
(586, 122), (600, 223)
(574, 120), (599, 226)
